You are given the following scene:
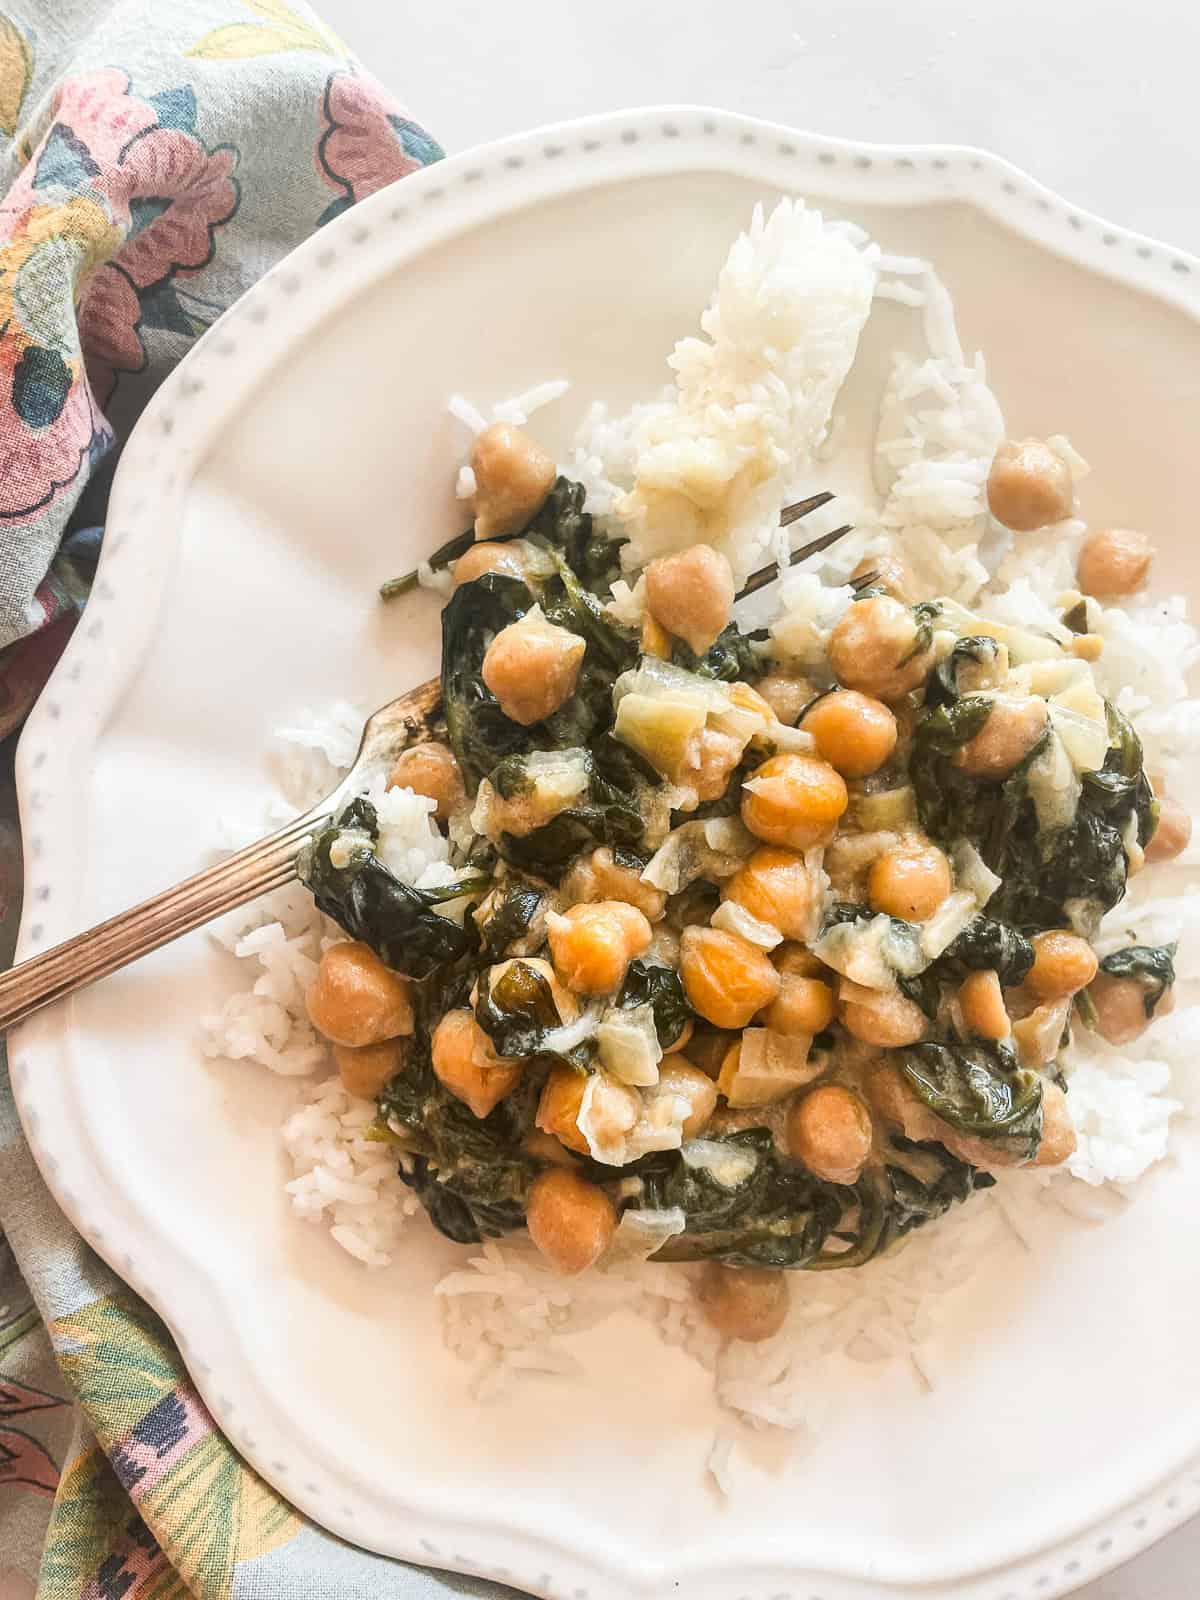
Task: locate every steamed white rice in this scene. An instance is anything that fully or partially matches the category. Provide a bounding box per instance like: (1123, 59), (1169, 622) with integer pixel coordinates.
(201, 196), (1199, 1462)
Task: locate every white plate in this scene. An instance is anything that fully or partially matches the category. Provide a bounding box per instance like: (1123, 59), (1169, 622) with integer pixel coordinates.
(12, 107), (1200, 1600)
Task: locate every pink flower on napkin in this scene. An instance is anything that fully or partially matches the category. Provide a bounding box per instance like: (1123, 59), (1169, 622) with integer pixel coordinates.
(317, 68), (442, 222)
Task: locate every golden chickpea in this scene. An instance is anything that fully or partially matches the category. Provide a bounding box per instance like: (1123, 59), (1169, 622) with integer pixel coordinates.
(786, 1085), (874, 1184)
(470, 421), (556, 540)
(986, 438), (1074, 532)
(431, 1008), (521, 1118)
(679, 927), (781, 1028)
(839, 983), (927, 1047)
(827, 595), (934, 701)
(800, 690), (898, 779)
(657, 1058), (719, 1138)
(1077, 528), (1154, 599)
(755, 668), (815, 727)
(740, 753), (848, 849)
(1027, 931), (1099, 1001)
(333, 1038), (404, 1100)
(452, 540), (529, 587)
(772, 942), (828, 978)
(1085, 971), (1174, 1046)
(1145, 787), (1192, 864)
(306, 941), (413, 1047)
(850, 551), (914, 603)
(482, 608), (585, 726)
(548, 901), (652, 995)
(644, 543), (735, 656)
(535, 1064), (590, 1154)
(1031, 1080), (1077, 1168)
(954, 695), (1048, 780)
(525, 1168), (616, 1275)
(387, 740), (464, 822)
(561, 846), (666, 921)
(958, 969), (1011, 1040)
(695, 1263), (789, 1343)
(722, 847), (817, 940)
(761, 973), (835, 1035)
(867, 839), (951, 922)
(1070, 633), (1104, 663)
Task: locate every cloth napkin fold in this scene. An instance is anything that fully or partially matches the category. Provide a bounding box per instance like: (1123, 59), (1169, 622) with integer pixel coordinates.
(0, 5), (519, 1596)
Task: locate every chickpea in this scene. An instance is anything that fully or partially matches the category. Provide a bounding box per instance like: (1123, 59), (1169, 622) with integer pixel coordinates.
(548, 901), (652, 995)
(333, 1038), (404, 1100)
(772, 942), (828, 978)
(740, 753), (848, 850)
(1085, 971), (1174, 1046)
(786, 1084), (873, 1184)
(1144, 786), (1192, 864)
(695, 1263), (788, 1343)
(452, 540), (528, 588)
(850, 551), (914, 603)
(561, 846), (666, 921)
(958, 969), (1011, 1040)
(1031, 1080), (1077, 1168)
(482, 608), (585, 726)
(755, 668), (815, 727)
(469, 422), (556, 541)
(1027, 931), (1099, 1001)
(644, 543), (735, 656)
(827, 595), (934, 702)
(1077, 527), (1154, 599)
(387, 740), (464, 822)
(306, 941), (413, 1047)
(431, 1008), (521, 1118)
(525, 1168), (616, 1275)
(535, 1064), (590, 1154)
(679, 927), (781, 1028)
(1070, 633), (1104, 663)
(838, 982), (926, 1047)
(954, 695), (1048, 780)
(824, 829), (899, 900)
(867, 839), (951, 922)
(657, 1057), (718, 1138)
(800, 690), (898, 779)
(986, 438), (1074, 532)
(722, 847), (817, 940)
(761, 973), (835, 1035)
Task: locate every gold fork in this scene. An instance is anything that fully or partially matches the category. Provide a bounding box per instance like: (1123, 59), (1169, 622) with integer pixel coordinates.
(0, 500), (850, 1033)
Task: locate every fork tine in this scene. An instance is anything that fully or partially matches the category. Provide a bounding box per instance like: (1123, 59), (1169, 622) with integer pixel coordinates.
(778, 490), (836, 528)
(736, 522), (855, 601)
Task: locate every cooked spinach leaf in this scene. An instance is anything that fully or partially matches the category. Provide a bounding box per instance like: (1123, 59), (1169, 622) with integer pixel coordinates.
(380, 1051), (544, 1242)
(475, 958), (588, 1062)
(1098, 943), (1177, 1018)
(474, 877), (544, 959)
(524, 475), (624, 594)
(297, 801), (487, 980)
(945, 915), (1036, 986)
(671, 622), (768, 683)
(899, 1040), (1044, 1162)
(496, 754), (644, 874)
(440, 572), (537, 787)
(616, 959), (694, 1049)
(926, 636), (1006, 710)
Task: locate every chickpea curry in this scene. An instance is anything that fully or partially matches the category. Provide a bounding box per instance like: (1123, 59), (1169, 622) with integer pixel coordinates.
(297, 421), (1185, 1322)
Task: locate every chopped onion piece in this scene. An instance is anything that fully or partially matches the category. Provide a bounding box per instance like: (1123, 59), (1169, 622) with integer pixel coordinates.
(597, 1002), (662, 1086)
(711, 899), (783, 949)
(951, 840), (1001, 907)
(681, 1139), (760, 1188)
(920, 890), (978, 960)
(605, 1206), (686, 1264)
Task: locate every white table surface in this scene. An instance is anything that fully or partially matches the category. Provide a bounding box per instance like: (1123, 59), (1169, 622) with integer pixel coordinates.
(322, 3), (1199, 1594)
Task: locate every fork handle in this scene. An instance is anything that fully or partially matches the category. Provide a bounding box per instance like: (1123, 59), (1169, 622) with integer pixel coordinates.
(0, 811), (328, 1035)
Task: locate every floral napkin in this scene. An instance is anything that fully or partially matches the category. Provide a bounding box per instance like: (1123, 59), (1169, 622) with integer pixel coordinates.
(0, 4), (517, 1596)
